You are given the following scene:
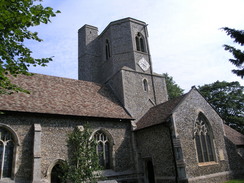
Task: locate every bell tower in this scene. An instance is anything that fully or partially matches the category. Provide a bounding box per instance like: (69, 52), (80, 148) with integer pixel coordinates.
(78, 18), (168, 121)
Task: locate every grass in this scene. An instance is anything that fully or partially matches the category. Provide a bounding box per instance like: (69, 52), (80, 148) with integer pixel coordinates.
(224, 180), (244, 183)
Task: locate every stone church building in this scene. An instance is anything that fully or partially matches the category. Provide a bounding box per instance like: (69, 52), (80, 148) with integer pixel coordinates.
(0, 18), (243, 183)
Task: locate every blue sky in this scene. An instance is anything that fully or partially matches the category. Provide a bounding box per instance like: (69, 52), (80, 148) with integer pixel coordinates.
(28, 0), (244, 91)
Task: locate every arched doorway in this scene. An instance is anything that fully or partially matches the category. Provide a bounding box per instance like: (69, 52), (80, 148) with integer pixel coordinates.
(51, 163), (63, 183)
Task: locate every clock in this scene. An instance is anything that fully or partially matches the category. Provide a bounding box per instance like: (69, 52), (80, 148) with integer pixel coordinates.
(138, 57), (150, 71)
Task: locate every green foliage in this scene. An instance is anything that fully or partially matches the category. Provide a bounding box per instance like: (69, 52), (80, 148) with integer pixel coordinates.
(163, 73), (184, 100)
(224, 180), (244, 183)
(0, 0), (60, 94)
(222, 27), (244, 78)
(198, 81), (244, 134)
(62, 124), (101, 183)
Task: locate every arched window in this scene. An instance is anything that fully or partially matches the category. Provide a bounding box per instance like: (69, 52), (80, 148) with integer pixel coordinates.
(94, 131), (111, 169)
(0, 128), (15, 179)
(143, 79), (148, 92)
(194, 113), (215, 163)
(135, 33), (146, 52)
(105, 39), (111, 60)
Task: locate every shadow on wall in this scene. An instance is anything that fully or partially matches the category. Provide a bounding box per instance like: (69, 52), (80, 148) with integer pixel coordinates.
(224, 137), (244, 179)
(15, 124), (33, 182)
(114, 125), (134, 173)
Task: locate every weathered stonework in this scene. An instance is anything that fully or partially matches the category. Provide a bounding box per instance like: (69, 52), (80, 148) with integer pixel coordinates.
(171, 89), (230, 183)
(0, 17), (243, 183)
(33, 124), (42, 183)
(0, 113), (135, 183)
(105, 67), (168, 122)
(78, 17), (168, 121)
(135, 125), (176, 183)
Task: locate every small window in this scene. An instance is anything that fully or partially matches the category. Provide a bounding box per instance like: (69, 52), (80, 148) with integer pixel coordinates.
(94, 131), (111, 169)
(194, 113), (215, 163)
(105, 39), (111, 60)
(0, 128), (15, 179)
(143, 79), (148, 92)
(136, 33), (146, 52)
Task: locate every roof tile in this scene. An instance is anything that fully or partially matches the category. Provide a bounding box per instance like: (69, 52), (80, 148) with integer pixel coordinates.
(136, 95), (186, 130)
(224, 124), (244, 146)
(0, 74), (131, 119)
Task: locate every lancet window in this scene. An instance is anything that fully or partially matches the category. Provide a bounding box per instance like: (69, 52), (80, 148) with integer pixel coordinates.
(143, 79), (148, 92)
(105, 39), (111, 60)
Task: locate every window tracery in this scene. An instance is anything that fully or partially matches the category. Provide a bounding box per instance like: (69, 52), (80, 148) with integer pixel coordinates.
(0, 128), (14, 179)
(94, 131), (111, 169)
(194, 113), (215, 163)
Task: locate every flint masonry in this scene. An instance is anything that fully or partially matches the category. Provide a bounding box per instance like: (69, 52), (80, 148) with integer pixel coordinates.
(0, 17), (243, 183)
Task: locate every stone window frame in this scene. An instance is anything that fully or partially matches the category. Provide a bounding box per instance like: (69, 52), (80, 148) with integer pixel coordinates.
(105, 39), (111, 60)
(135, 32), (146, 52)
(142, 78), (149, 92)
(0, 124), (19, 180)
(91, 129), (114, 169)
(193, 113), (216, 164)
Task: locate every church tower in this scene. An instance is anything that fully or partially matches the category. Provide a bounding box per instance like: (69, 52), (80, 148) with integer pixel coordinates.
(78, 18), (168, 121)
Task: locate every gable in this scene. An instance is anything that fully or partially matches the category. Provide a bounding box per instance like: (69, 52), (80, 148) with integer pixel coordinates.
(172, 88), (224, 125)
(135, 94), (186, 130)
(0, 74), (132, 119)
(135, 87), (225, 131)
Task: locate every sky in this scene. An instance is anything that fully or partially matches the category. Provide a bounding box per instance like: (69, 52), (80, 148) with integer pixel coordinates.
(27, 0), (244, 91)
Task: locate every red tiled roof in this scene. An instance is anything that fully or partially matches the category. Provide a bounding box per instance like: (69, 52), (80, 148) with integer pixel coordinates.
(0, 74), (132, 119)
(136, 95), (186, 130)
(224, 124), (244, 146)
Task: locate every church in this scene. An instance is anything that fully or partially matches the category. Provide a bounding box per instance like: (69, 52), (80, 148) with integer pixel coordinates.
(0, 17), (243, 183)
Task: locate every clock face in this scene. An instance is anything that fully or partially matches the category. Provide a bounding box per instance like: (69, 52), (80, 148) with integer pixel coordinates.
(138, 57), (150, 71)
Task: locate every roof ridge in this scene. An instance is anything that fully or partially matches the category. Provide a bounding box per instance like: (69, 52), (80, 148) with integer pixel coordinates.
(0, 74), (132, 119)
(22, 72), (103, 87)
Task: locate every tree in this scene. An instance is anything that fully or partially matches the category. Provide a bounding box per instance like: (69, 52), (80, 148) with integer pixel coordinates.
(198, 81), (244, 134)
(222, 27), (244, 78)
(62, 125), (101, 183)
(0, 0), (60, 95)
(163, 73), (184, 100)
